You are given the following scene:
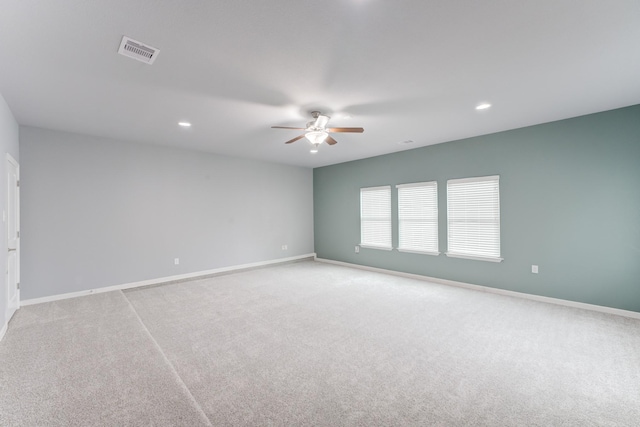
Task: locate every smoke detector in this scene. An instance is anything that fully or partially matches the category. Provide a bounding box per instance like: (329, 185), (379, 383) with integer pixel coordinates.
(118, 36), (160, 64)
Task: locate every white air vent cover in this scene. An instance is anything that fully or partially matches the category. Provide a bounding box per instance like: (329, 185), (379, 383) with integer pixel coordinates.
(118, 36), (159, 64)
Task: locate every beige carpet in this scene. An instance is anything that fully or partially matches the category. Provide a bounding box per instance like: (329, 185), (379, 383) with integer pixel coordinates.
(0, 291), (210, 426)
(2, 261), (640, 426)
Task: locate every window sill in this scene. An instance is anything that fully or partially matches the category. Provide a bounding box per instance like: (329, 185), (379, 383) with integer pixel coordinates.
(359, 244), (393, 251)
(397, 249), (440, 256)
(445, 252), (503, 263)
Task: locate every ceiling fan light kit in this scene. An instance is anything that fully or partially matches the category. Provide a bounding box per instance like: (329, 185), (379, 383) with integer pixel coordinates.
(272, 111), (364, 154)
(305, 130), (328, 145)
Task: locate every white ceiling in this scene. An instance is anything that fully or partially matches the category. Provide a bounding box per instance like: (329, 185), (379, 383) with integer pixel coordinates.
(1, 1), (639, 168)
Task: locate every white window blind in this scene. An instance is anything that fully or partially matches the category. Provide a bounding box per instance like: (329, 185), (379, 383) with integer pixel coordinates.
(447, 175), (502, 262)
(397, 182), (439, 255)
(360, 186), (392, 250)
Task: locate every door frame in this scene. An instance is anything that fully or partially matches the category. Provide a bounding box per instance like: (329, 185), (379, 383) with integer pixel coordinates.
(6, 153), (20, 324)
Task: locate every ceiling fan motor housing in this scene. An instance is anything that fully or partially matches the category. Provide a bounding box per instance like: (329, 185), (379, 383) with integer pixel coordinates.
(308, 112), (330, 131)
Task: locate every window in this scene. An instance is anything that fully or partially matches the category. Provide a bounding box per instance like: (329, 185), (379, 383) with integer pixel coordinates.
(397, 181), (439, 255)
(447, 175), (502, 262)
(360, 186), (392, 250)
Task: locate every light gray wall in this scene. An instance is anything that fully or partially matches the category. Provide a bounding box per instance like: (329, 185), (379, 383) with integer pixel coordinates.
(20, 127), (313, 299)
(0, 93), (20, 329)
(314, 105), (640, 313)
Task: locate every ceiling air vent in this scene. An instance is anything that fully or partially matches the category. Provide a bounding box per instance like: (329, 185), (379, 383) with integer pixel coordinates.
(117, 36), (160, 64)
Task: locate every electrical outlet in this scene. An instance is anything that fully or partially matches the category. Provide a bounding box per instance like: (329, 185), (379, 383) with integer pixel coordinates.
(281, 244), (287, 250)
(355, 246), (360, 254)
(174, 258), (180, 265)
(532, 265), (538, 274)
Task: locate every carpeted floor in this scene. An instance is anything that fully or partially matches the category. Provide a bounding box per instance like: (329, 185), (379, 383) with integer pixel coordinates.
(0, 290), (210, 426)
(1, 261), (639, 426)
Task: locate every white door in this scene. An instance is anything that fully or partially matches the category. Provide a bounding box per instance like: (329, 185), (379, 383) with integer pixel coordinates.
(6, 154), (19, 322)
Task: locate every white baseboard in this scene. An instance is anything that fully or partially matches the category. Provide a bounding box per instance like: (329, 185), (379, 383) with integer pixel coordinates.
(22, 253), (316, 306)
(315, 257), (640, 320)
(0, 321), (7, 342)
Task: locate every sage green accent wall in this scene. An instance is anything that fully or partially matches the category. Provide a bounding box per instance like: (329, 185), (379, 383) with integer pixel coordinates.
(314, 105), (640, 313)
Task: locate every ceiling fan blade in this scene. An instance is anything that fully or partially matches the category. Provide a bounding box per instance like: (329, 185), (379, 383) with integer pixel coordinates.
(325, 136), (338, 145)
(284, 134), (306, 144)
(326, 127), (364, 133)
(272, 126), (306, 130)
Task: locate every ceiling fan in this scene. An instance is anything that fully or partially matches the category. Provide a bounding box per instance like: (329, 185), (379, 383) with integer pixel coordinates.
(272, 111), (364, 153)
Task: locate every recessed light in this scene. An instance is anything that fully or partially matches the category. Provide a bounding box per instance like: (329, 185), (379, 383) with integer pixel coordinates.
(476, 103), (491, 110)
(310, 149), (318, 154)
(178, 122), (191, 127)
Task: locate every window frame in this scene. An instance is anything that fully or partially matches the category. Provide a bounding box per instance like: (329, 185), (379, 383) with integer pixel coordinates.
(359, 185), (392, 251)
(396, 181), (439, 256)
(446, 175), (502, 262)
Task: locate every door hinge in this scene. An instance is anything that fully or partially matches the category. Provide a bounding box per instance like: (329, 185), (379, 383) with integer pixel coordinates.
(16, 180), (19, 187)
(17, 282), (20, 290)
(17, 230), (20, 238)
